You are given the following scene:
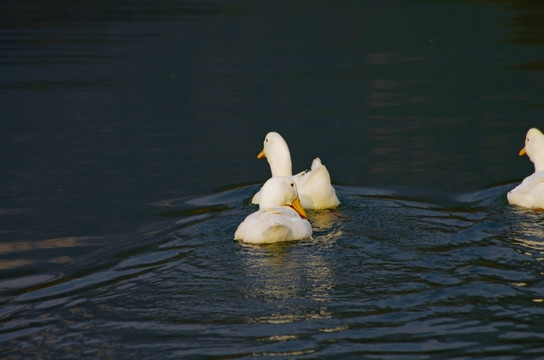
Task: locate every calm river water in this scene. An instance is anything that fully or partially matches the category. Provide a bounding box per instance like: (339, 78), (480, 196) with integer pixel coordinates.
(2, 0), (544, 358)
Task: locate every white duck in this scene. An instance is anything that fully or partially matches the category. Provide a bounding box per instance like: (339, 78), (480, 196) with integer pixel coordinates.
(507, 128), (544, 209)
(235, 176), (312, 244)
(251, 131), (340, 210)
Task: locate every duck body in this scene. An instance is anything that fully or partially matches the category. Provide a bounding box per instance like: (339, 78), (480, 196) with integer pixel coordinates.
(251, 132), (340, 210)
(507, 171), (544, 209)
(234, 207), (312, 244)
(508, 128), (544, 209)
(236, 176), (312, 244)
(292, 157), (339, 209)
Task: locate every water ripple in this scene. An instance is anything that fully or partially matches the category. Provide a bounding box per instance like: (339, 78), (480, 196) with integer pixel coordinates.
(2, 183), (544, 358)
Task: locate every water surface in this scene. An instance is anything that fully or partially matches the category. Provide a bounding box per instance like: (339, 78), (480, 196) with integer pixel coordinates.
(1, 0), (544, 358)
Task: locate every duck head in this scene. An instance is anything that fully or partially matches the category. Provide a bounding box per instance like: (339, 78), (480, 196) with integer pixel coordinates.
(259, 176), (307, 219)
(257, 132), (293, 177)
(520, 128), (544, 172)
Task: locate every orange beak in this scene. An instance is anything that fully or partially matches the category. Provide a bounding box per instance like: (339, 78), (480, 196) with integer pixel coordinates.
(257, 149), (266, 159)
(519, 147), (527, 156)
(290, 197), (307, 219)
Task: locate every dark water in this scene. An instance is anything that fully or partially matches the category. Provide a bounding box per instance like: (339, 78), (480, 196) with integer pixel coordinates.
(2, 0), (544, 358)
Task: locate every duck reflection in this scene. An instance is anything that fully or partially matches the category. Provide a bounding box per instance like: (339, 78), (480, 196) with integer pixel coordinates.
(309, 210), (345, 233)
(239, 239), (335, 324)
(510, 209), (544, 259)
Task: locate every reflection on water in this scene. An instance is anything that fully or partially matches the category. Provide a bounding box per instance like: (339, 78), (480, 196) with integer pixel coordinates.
(241, 243), (334, 325)
(0, 236), (98, 255)
(0, 236), (102, 274)
(510, 208), (544, 261)
(235, 203), (342, 327)
(308, 209), (345, 236)
(502, 1), (544, 47)
(2, 0), (544, 358)
(494, 0), (544, 109)
(1, 183), (544, 358)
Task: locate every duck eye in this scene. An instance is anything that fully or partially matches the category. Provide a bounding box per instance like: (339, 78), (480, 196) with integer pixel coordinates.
(290, 183), (294, 187)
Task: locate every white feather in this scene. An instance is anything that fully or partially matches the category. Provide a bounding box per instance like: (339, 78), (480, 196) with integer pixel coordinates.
(251, 132), (340, 210)
(508, 128), (544, 209)
(236, 177), (312, 244)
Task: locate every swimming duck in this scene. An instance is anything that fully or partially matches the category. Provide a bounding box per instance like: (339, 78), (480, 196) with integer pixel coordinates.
(507, 128), (544, 209)
(251, 131), (340, 210)
(235, 176), (312, 244)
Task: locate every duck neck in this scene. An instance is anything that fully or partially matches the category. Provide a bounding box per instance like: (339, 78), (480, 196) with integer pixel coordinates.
(529, 149), (544, 172)
(534, 158), (544, 172)
(268, 145), (293, 177)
